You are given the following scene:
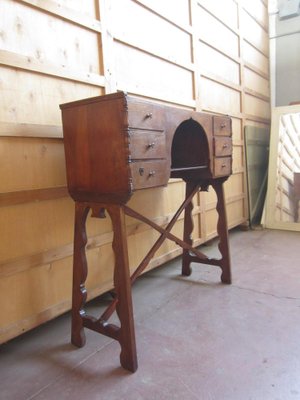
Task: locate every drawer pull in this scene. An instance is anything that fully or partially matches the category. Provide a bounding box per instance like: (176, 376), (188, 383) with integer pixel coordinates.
(145, 112), (153, 119)
(222, 143), (228, 149)
(222, 163), (227, 168)
(147, 142), (155, 149)
(148, 170), (156, 177)
(221, 123), (226, 128)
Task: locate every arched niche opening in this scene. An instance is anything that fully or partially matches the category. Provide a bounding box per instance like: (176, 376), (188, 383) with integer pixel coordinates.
(171, 118), (209, 174)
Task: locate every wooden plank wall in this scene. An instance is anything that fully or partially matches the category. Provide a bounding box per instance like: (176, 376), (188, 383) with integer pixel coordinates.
(0, 0), (270, 343)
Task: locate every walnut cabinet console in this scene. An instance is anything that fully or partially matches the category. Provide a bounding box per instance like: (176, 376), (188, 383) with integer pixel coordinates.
(60, 92), (233, 372)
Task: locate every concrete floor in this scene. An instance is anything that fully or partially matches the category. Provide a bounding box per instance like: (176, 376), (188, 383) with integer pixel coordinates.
(1, 228), (300, 400)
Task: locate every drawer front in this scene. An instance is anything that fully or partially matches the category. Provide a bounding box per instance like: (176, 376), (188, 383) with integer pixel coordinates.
(128, 101), (165, 130)
(129, 130), (166, 159)
(131, 160), (169, 189)
(214, 137), (232, 157)
(213, 116), (231, 136)
(214, 157), (232, 177)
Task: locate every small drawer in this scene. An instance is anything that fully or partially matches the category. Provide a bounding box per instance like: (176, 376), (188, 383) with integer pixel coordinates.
(127, 101), (165, 130)
(130, 160), (169, 189)
(214, 137), (232, 157)
(129, 130), (166, 160)
(214, 157), (232, 177)
(213, 116), (231, 136)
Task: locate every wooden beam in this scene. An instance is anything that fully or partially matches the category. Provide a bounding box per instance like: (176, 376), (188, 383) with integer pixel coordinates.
(0, 121), (62, 138)
(0, 50), (105, 87)
(17, 0), (102, 33)
(0, 187), (68, 208)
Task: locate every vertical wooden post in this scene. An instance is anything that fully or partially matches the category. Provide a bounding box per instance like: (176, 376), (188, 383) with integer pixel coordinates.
(106, 205), (138, 372)
(71, 203), (90, 347)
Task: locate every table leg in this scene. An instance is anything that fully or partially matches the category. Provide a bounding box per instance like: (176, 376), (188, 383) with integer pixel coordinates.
(212, 180), (232, 284)
(107, 205), (138, 372)
(71, 203), (90, 347)
(182, 182), (197, 276)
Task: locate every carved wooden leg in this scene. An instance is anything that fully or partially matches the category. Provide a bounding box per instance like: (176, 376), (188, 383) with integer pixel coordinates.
(182, 182), (197, 276)
(71, 202), (90, 347)
(212, 180), (232, 284)
(107, 205), (138, 373)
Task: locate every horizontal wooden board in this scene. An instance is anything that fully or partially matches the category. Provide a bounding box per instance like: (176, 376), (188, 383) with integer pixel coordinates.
(1, 0), (102, 75)
(232, 146), (244, 173)
(241, 10), (269, 56)
(0, 66), (102, 128)
(0, 122), (62, 138)
(114, 42), (194, 105)
(232, 118), (243, 142)
(196, 4), (239, 59)
(136, 0), (190, 27)
(112, 0), (192, 66)
(244, 67), (270, 97)
(243, 41), (269, 75)
(200, 77), (241, 115)
(226, 199), (246, 225)
(0, 137), (66, 192)
(198, 41), (240, 85)
(241, 0), (268, 29)
(225, 173), (246, 199)
(51, 0), (98, 17)
(244, 93), (270, 120)
(198, 0), (238, 31)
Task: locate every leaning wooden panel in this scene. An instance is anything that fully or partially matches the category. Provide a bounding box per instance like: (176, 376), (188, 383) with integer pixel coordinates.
(112, 0), (192, 66)
(265, 105), (300, 231)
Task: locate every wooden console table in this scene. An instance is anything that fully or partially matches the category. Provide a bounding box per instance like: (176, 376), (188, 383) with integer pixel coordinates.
(60, 92), (232, 372)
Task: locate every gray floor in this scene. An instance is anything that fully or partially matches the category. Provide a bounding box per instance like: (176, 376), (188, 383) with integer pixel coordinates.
(1, 228), (300, 400)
